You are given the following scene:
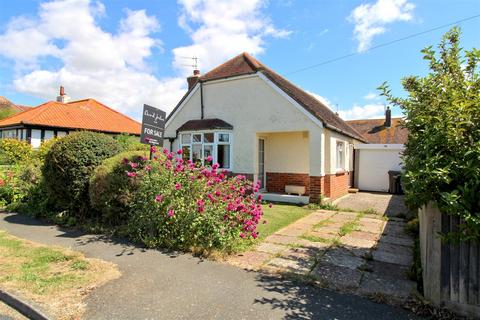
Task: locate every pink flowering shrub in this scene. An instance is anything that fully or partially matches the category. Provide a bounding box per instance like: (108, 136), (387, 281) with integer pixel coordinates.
(127, 148), (263, 253)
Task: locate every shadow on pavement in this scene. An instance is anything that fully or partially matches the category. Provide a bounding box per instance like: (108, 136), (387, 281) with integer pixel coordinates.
(252, 272), (418, 320)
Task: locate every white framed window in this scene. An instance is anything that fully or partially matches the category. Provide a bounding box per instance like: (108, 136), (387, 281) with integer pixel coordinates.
(336, 141), (345, 171)
(180, 131), (232, 170)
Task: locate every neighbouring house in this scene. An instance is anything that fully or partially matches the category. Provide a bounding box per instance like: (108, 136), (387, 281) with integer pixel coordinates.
(346, 109), (408, 192)
(0, 87), (141, 148)
(164, 52), (366, 203)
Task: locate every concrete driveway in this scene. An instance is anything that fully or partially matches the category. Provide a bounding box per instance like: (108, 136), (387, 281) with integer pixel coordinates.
(334, 192), (413, 218)
(0, 212), (420, 320)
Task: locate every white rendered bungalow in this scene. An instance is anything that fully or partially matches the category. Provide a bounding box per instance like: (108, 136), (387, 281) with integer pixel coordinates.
(164, 53), (366, 203)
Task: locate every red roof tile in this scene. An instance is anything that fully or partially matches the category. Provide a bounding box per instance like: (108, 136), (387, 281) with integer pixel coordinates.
(346, 118), (408, 144)
(169, 53), (366, 142)
(0, 98), (140, 135)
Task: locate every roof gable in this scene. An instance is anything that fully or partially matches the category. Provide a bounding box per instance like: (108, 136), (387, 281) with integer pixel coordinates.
(0, 98), (141, 135)
(167, 52), (365, 142)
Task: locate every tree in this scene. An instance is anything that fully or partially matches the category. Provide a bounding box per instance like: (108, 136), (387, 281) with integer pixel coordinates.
(380, 27), (480, 241)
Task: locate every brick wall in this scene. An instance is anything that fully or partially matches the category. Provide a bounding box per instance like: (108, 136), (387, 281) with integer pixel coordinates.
(309, 176), (324, 203)
(324, 172), (351, 200)
(266, 172), (310, 195)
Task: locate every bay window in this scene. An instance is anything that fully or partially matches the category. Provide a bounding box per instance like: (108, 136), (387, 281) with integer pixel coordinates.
(180, 131), (232, 170)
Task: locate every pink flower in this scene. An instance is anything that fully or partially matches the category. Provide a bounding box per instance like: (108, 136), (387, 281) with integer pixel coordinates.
(167, 208), (175, 217)
(130, 162), (138, 168)
(122, 158), (130, 164)
(177, 149), (183, 155)
(126, 171), (137, 177)
(150, 146), (157, 153)
(163, 148), (169, 154)
(145, 165), (152, 171)
(155, 195), (163, 202)
(268, 203), (273, 208)
(175, 183), (182, 190)
(239, 232), (246, 239)
(206, 155), (213, 162)
(212, 163), (219, 170)
(257, 194), (263, 201)
(252, 232), (258, 239)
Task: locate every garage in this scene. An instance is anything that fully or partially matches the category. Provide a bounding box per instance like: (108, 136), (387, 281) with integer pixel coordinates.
(354, 144), (404, 192)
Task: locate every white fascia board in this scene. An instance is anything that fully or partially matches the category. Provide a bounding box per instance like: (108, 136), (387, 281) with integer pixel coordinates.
(257, 72), (324, 129)
(165, 84), (200, 129)
(354, 143), (405, 150)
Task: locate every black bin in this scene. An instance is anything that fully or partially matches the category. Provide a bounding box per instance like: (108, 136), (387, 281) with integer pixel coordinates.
(388, 171), (403, 194)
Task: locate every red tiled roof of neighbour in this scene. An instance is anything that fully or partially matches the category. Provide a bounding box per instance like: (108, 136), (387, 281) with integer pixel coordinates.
(168, 52), (366, 142)
(0, 98), (141, 135)
(346, 118), (408, 144)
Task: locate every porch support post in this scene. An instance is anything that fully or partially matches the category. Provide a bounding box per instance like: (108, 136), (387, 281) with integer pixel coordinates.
(308, 129), (324, 202)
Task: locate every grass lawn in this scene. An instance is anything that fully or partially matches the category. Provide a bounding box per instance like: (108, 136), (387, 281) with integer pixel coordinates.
(256, 203), (315, 241)
(0, 230), (120, 320)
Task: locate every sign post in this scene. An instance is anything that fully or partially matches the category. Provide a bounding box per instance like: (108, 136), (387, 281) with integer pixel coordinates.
(140, 104), (166, 160)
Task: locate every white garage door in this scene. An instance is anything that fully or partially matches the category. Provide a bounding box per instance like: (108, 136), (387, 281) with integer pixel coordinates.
(356, 144), (404, 192)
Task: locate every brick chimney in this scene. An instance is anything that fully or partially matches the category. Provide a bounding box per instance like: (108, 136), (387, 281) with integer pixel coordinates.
(56, 86), (71, 103)
(384, 106), (392, 128)
(187, 69), (200, 90)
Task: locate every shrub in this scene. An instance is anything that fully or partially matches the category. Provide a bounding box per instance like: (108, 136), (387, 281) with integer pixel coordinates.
(34, 137), (61, 162)
(89, 150), (149, 225)
(43, 131), (121, 218)
(127, 148), (263, 253)
(0, 139), (32, 165)
(114, 133), (149, 152)
(380, 27), (480, 241)
(0, 161), (42, 206)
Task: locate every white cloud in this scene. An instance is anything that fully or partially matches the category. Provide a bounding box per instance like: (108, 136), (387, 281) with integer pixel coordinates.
(348, 0), (415, 52)
(0, 0), (288, 118)
(173, 0), (291, 75)
(338, 103), (385, 120)
(364, 92), (379, 100)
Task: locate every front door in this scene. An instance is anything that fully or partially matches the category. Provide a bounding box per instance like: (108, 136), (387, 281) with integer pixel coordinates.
(258, 138), (265, 190)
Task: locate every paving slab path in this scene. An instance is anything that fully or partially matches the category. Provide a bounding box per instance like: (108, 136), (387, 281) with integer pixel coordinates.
(0, 212), (420, 320)
(226, 210), (417, 305)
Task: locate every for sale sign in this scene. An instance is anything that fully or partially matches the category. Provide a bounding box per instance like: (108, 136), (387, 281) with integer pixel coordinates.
(140, 104), (166, 145)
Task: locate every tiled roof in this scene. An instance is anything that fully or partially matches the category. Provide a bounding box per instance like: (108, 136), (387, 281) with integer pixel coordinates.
(177, 118), (233, 132)
(0, 98), (141, 135)
(346, 118), (408, 144)
(168, 53), (365, 142)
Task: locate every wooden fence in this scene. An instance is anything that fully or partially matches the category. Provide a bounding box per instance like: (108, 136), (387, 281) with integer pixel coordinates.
(419, 203), (480, 317)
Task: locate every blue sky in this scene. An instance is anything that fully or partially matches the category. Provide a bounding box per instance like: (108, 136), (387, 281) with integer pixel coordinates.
(0, 0), (478, 120)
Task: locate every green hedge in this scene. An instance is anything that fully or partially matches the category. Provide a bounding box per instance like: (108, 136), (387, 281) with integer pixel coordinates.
(0, 139), (32, 165)
(380, 28), (480, 241)
(42, 131), (121, 218)
(89, 150), (148, 226)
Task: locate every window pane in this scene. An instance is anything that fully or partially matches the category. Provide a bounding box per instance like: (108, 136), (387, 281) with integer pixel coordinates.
(182, 146), (191, 161)
(217, 145), (230, 169)
(204, 132), (214, 143)
(181, 133), (191, 144)
(192, 144), (202, 165)
(218, 133), (229, 143)
(336, 142), (344, 169)
(204, 145), (213, 166)
(193, 134), (202, 143)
